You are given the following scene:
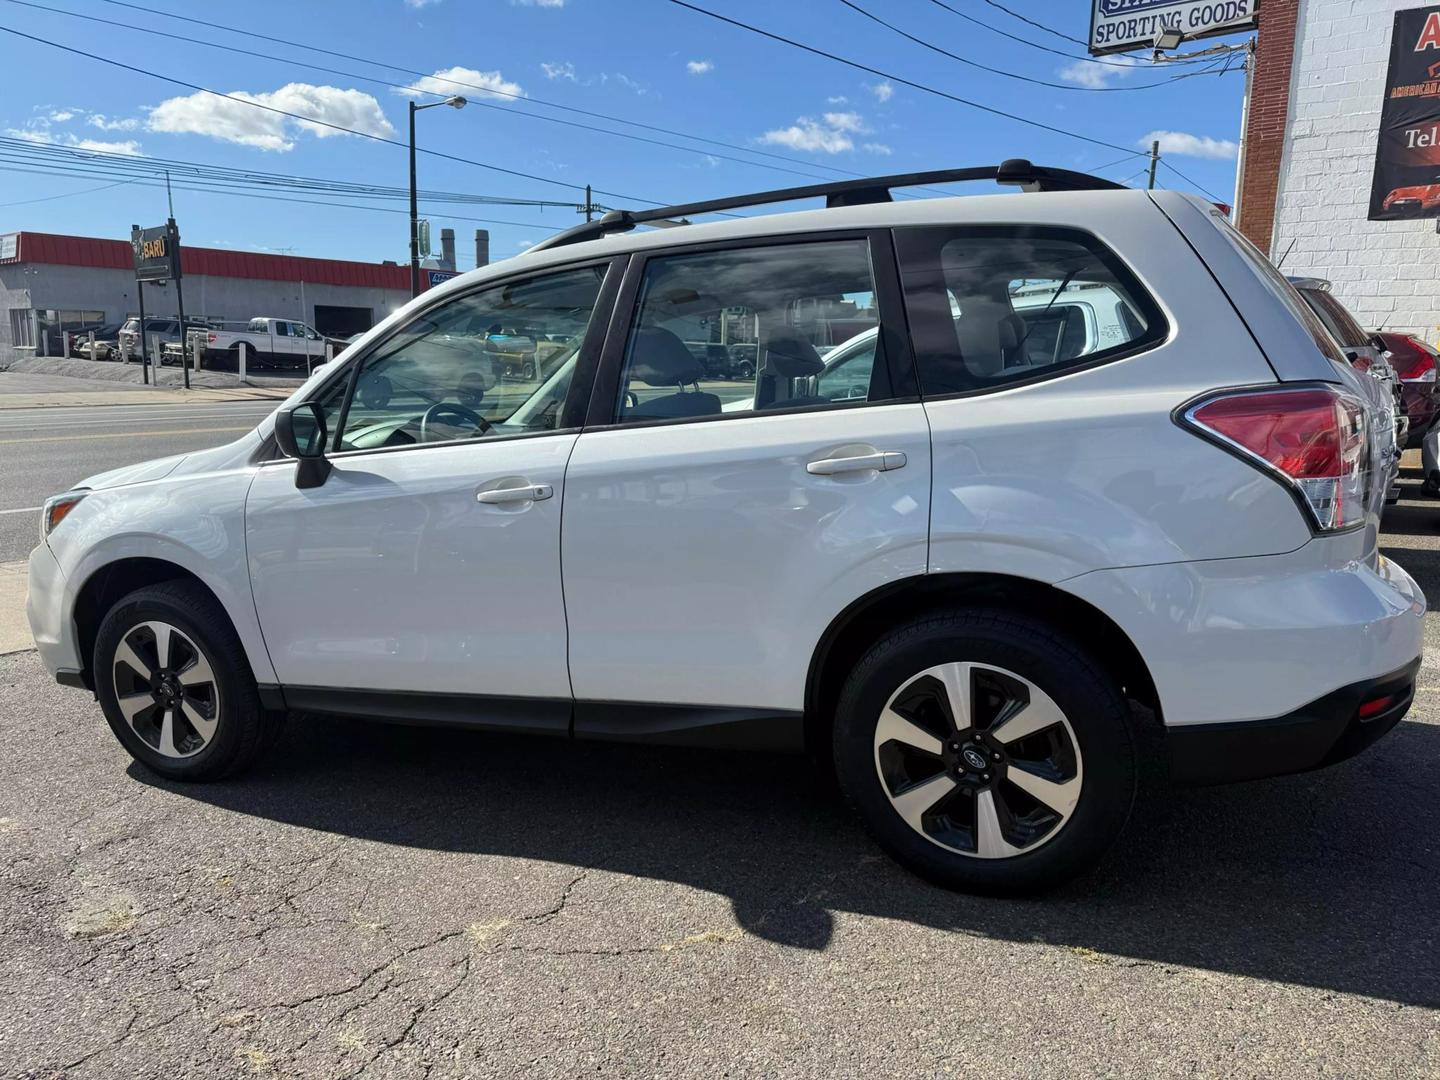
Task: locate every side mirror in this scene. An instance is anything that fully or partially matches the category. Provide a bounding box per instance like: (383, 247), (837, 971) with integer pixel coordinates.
(274, 402), (332, 489)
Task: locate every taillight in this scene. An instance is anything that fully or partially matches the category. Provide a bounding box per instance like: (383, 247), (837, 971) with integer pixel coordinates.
(1385, 336), (1438, 383)
(1182, 386), (1369, 532)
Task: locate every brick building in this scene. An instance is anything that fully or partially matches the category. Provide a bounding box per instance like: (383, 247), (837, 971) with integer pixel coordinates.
(1237, 0), (1440, 341)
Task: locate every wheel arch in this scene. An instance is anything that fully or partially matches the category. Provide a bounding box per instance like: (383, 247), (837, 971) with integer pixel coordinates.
(72, 558), (243, 691)
(803, 572), (1161, 757)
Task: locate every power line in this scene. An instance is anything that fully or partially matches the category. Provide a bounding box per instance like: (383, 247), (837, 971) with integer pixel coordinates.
(836, 0), (1215, 91)
(0, 21), (672, 209)
(86, 0), (899, 185)
(1160, 158), (1227, 203)
(976, 0), (1091, 48)
(665, 0), (1135, 154)
(920, 0), (1211, 69)
(0, 0), (848, 186)
(0, 176), (139, 206)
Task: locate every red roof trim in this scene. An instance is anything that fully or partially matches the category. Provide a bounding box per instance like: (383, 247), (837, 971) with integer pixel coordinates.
(1, 230), (411, 290)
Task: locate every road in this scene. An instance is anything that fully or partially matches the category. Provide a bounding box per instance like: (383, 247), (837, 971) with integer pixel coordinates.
(0, 400), (276, 563)
(0, 466), (1437, 1075)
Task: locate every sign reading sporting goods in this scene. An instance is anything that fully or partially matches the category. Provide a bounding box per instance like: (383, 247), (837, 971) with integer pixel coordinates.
(1089, 0), (1257, 57)
(1369, 6), (1440, 220)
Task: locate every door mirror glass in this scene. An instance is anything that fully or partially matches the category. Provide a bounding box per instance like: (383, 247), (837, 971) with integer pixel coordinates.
(275, 401), (328, 459)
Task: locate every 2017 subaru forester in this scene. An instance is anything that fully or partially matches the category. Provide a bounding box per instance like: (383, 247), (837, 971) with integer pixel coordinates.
(27, 162), (1425, 893)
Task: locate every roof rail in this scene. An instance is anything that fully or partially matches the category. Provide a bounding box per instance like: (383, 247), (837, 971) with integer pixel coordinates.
(528, 159), (1122, 253)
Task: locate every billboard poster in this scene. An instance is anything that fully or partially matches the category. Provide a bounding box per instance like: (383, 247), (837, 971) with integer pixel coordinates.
(1089, 0), (1257, 57)
(1369, 6), (1440, 220)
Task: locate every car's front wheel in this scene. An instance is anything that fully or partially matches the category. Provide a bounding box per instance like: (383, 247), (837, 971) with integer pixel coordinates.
(833, 610), (1136, 894)
(94, 581), (281, 780)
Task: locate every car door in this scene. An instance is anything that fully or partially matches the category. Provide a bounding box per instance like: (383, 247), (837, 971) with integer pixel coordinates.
(560, 233), (931, 742)
(245, 259), (621, 731)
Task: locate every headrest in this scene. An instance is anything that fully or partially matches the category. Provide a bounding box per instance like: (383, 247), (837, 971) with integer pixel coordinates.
(763, 330), (824, 378)
(997, 312), (1026, 352)
(628, 327), (705, 387)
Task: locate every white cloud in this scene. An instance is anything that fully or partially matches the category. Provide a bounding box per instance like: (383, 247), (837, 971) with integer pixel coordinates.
(827, 95), (849, 105)
(1141, 129), (1239, 160)
(398, 66), (523, 101)
(405, 0), (442, 7)
(606, 72), (649, 95)
(862, 142), (892, 155)
(867, 81), (894, 102)
(512, 0), (564, 6)
(1057, 57), (1142, 89)
(5, 126), (142, 155)
(823, 111), (865, 133)
(148, 83), (394, 151)
(86, 114), (140, 131)
(760, 111), (874, 154)
(47, 109), (75, 123)
(541, 61), (576, 81)
(686, 59), (713, 75)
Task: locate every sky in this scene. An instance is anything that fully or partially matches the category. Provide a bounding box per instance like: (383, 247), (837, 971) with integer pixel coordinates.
(0, 0), (1248, 271)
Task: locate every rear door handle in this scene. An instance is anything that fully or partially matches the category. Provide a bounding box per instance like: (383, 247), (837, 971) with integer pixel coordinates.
(806, 451), (906, 476)
(477, 483), (554, 504)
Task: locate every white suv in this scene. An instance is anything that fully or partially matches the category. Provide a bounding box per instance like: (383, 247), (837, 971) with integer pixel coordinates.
(26, 162), (1425, 893)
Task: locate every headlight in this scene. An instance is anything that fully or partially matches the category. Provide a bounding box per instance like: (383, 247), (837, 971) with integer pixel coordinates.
(41, 491), (88, 539)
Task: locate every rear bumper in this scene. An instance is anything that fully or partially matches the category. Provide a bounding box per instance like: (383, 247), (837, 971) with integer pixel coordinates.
(1167, 659), (1419, 785)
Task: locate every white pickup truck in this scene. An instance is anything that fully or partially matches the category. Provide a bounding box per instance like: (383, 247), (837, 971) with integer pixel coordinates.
(198, 317), (345, 369)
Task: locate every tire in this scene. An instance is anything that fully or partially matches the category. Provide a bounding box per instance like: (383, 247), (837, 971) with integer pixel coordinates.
(93, 581), (282, 781)
(832, 609), (1136, 895)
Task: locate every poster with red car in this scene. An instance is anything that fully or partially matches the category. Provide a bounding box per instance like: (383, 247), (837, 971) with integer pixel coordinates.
(1370, 5), (1440, 219)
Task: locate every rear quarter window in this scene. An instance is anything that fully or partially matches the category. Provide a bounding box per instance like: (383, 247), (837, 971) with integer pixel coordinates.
(894, 225), (1166, 396)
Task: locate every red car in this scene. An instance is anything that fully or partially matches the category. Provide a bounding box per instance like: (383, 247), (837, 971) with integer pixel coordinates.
(1376, 331), (1440, 447)
(1382, 184), (1440, 215)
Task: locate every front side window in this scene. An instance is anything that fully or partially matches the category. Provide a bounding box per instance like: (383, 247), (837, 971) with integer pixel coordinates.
(310, 264), (607, 453)
(895, 226), (1164, 396)
(614, 238), (888, 423)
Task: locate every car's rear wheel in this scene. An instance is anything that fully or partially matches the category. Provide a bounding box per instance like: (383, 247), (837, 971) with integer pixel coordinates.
(833, 610), (1136, 894)
(94, 581), (281, 781)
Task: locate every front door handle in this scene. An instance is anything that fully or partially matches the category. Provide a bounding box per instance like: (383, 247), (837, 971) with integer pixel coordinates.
(806, 451), (906, 476)
(477, 483), (554, 504)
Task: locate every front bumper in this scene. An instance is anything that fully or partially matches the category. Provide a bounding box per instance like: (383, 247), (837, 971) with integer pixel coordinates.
(1167, 659), (1419, 785)
(25, 541), (82, 683)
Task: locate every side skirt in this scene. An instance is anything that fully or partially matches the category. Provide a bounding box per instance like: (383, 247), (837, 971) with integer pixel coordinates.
(267, 685), (805, 752)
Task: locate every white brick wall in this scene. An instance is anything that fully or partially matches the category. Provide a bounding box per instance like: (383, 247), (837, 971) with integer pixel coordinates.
(1272, 0), (1440, 342)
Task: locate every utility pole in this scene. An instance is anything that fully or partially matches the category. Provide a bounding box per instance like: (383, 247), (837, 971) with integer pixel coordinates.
(585, 184), (594, 223)
(1147, 140), (1161, 190)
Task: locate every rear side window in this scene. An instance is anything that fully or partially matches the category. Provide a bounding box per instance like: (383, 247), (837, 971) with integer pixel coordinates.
(894, 225), (1164, 396)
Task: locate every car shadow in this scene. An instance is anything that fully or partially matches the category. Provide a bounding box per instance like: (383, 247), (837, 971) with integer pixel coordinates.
(133, 703), (1440, 1009)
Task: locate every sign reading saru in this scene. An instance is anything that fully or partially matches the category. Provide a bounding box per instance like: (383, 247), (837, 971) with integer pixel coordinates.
(131, 221), (182, 282)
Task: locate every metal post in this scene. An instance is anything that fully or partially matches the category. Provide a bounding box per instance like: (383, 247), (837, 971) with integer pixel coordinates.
(409, 101), (420, 298)
(62, 330), (70, 358)
(87, 330), (95, 359)
(1233, 36), (1256, 229)
(170, 218), (189, 389)
(192, 333), (203, 372)
(136, 279), (150, 385)
(1147, 140), (1161, 190)
(238, 340), (248, 384)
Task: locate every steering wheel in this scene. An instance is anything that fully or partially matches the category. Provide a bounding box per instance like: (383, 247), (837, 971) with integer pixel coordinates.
(419, 401), (492, 443)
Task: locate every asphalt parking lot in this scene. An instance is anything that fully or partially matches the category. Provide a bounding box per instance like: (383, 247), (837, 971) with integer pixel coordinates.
(2, 481), (1438, 1079)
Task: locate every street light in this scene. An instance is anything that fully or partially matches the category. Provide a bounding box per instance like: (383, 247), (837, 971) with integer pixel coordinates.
(409, 94), (467, 297)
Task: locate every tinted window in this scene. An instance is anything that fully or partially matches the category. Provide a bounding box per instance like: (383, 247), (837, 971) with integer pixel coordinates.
(1307, 290), (1368, 347)
(895, 226), (1163, 396)
(311, 264), (606, 453)
(614, 239), (887, 423)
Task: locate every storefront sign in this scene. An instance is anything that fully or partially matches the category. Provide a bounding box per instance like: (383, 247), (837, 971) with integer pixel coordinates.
(0, 233), (16, 261)
(1369, 6), (1440, 220)
(131, 221), (182, 282)
(1089, 0), (1257, 56)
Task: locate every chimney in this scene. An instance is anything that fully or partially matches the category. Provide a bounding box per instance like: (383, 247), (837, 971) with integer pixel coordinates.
(440, 227), (456, 271)
(474, 229), (490, 268)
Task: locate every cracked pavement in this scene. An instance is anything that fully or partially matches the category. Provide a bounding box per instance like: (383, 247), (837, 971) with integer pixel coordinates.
(2, 485), (1440, 1078)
